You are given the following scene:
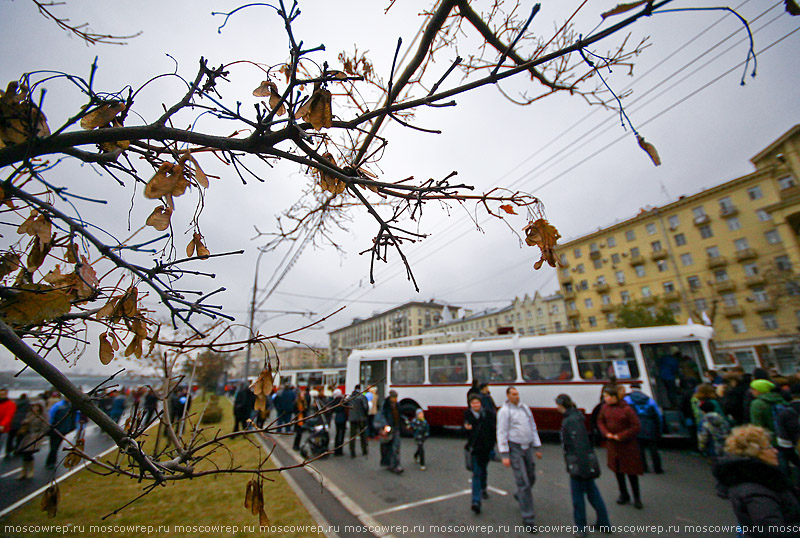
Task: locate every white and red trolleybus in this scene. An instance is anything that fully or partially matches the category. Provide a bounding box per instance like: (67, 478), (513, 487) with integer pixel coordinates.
(276, 367), (347, 396)
(345, 325), (719, 437)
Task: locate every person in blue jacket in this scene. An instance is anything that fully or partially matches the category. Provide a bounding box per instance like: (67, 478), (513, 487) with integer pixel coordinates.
(45, 394), (76, 469)
(623, 383), (664, 474)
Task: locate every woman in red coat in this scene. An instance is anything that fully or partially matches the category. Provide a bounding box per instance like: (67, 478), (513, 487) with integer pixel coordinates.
(598, 385), (645, 508)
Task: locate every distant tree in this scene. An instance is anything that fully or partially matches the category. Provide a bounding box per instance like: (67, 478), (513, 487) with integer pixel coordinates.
(615, 300), (677, 328)
(185, 350), (230, 393)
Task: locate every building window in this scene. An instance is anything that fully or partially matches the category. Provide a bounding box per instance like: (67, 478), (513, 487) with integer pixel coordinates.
(574, 248), (582, 258)
(539, 325), (547, 334)
(562, 268), (570, 278)
(567, 301), (576, 311)
(641, 285), (652, 297)
(699, 225), (713, 239)
(593, 259), (603, 269)
(668, 215), (680, 229)
(646, 223), (657, 235)
(788, 282), (800, 296)
(776, 255), (792, 272)
(674, 233), (687, 246)
(536, 308), (543, 316)
(588, 316), (597, 328)
(576, 263), (585, 274)
(584, 298), (594, 308)
(765, 230), (782, 244)
(714, 269), (729, 282)
(626, 230), (636, 241)
(552, 304), (560, 313)
(607, 236), (616, 248)
(695, 298), (707, 311)
(657, 260), (668, 272)
(756, 209), (771, 222)
(651, 240), (662, 252)
(721, 292), (737, 307)
(706, 246), (721, 258)
(615, 270), (625, 284)
(630, 247), (640, 258)
(560, 254), (568, 265)
(734, 238), (750, 251)
(669, 303), (681, 314)
(778, 176), (796, 190)
(579, 280), (589, 291)
(761, 314), (778, 330)
(597, 275), (607, 285)
(747, 186), (763, 200)
(606, 313), (616, 324)
(726, 217), (741, 231)
(590, 242), (599, 253)
(731, 319), (747, 334)
(752, 287), (768, 303)
(611, 253), (621, 265)
(681, 253), (694, 266)
(602, 294), (612, 305)
(743, 263), (759, 277)
(693, 206), (707, 219)
(719, 197), (735, 212)
(526, 311), (532, 320)
(663, 281), (675, 293)
(554, 321), (562, 332)
(688, 276), (701, 290)
(635, 265), (645, 278)
(621, 291), (631, 304)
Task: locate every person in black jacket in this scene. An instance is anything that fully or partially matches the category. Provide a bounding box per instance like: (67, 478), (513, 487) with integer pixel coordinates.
(775, 383), (800, 487)
(713, 424), (800, 538)
(464, 394), (496, 514)
(233, 383), (256, 432)
(347, 385), (369, 457)
(557, 394), (611, 538)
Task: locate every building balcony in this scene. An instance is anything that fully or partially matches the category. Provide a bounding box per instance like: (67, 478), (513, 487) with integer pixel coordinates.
(640, 295), (656, 305)
(693, 214), (710, 225)
(719, 205), (739, 217)
(567, 309), (580, 318)
(600, 303), (616, 313)
(735, 248), (758, 262)
(629, 255), (645, 266)
(753, 300), (777, 313)
(714, 280), (736, 293)
(723, 305), (744, 317)
(779, 184), (800, 201)
(561, 273), (573, 284)
(562, 290), (575, 300)
(594, 282), (610, 293)
(650, 250), (668, 261)
(745, 274), (766, 287)
(663, 290), (681, 302)
(589, 250), (601, 260)
(707, 256), (728, 269)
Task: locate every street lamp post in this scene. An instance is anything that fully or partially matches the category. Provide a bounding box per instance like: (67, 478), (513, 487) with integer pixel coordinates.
(243, 248), (267, 382)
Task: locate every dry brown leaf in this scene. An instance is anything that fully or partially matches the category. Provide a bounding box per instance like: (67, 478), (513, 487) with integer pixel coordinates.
(146, 323), (160, 357)
(99, 333), (114, 365)
(244, 480), (254, 510)
(80, 102), (125, 130)
(0, 252), (21, 279)
(17, 211), (52, 245)
(303, 87), (332, 130)
(188, 155), (209, 188)
(0, 81), (50, 146)
(259, 508), (269, 527)
(144, 162), (189, 201)
(186, 232), (210, 259)
(63, 438), (85, 469)
(499, 204), (517, 215)
(523, 218), (562, 270)
(109, 331), (120, 351)
(76, 256), (100, 299)
(40, 483), (59, 518)
(0, 284), (71, 327)
(26, 236), (51, 273)
(125, 333), (144, 359)
(314, 153), (346, 195)
(120, 287), (139, 318)
(601, 1), (649, 19)
(145, 205), (173, 231)
(637, 135), (661, 166)
(252, 81), (272, 97)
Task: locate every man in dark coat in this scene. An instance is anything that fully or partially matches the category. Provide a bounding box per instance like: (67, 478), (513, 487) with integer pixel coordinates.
(775, 383), (800, 486)
(273, 384), (296, 433)
(598, 385), (643, 508)
(233, 383), (256, 432)
(380, 390), (403, 474)
(464, 394), (496, 514)
(143, 389), (158, 426)
(45, 394), (75, 469)
(347, 385), (369, 458)
(623, 383), (664, 474)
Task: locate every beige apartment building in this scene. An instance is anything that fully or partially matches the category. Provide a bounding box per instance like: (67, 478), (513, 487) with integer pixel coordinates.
(228, 345), (329, 377)
(556, 124), (800, 374)
(328, 301), (460, 363)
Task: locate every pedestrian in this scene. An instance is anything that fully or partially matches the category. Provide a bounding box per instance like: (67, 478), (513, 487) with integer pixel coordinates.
(379, 390), (404, 474)
(464, 394), (495, 514)
(496, 386), (542, 532)
(720, 367), (748, 426)
(292, 386), (310, 451)
(5, 393), (29, 458)
(467, 379), (481, 404)
(15, 402), (49, 480)
(556, 394), (610, 538)
(233, 383), (256, 432)
(330, 389), (348, 456)
(597, 384), (644, 509)
(713, 425), (800, 537)
(624, 382), (664, 474)
(697, 399), (732, 461)
(0, 387), (17, 457)
(45, 394), (75, 469)
(143, 388), (158, 426)
(775, 383), (800, 486)
(108, 390), (126, 424)
(273, 383), (296, 433)
(749, 379), (787, 438)
(366, 386), (379, 438)
(347, 385), (369, 458)
(656, 347), (680, 408)
(411, 409), (430, 470)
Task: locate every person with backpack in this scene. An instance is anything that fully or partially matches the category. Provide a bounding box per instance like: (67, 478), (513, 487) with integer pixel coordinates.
(775, 383), (800, 486)
(45, 393), (75, 469)
(748, 379), (787, 441)
(624, 383), (664, 474)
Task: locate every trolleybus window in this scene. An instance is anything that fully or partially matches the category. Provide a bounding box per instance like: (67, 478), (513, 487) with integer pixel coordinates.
(519, 346), (572, 381)
(391, 356), (425, 385)
(471, 350), (515, 383)
(429, 353), (467, 384)
(576, 343), (638, 380)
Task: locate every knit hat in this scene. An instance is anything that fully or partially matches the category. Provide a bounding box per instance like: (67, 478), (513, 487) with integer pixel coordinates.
(332, 388), (343, 398)
(750, 379), (775, 394)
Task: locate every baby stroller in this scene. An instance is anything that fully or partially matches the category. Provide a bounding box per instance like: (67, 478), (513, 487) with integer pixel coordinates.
(299, 417), (330, 459)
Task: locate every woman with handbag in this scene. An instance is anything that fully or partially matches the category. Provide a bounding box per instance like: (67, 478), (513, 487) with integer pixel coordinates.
(15, 402), (49, 479)
(464, 394), (496, 514)
(557, 394), (611, 538)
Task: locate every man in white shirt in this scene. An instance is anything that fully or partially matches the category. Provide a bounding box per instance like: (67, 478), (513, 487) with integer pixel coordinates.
(497, 386), (542, 532)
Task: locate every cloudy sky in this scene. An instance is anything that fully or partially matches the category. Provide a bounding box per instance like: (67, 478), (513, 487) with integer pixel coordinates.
(1, 0), (798, 374)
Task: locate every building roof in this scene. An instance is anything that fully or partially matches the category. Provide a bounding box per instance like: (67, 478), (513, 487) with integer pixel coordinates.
(329, 300), (460, 333)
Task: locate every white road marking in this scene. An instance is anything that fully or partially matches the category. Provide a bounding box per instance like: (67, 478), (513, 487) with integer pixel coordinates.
(466, 479), (509, 496)
(2, 467), (22, 478)
(368, 489), (472, 517)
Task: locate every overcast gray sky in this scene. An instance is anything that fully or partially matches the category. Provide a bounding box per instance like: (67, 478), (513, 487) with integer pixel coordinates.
(1, 0), (798, 373)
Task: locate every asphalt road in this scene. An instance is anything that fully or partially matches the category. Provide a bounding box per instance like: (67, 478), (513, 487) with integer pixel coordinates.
(273, 428), (737, 538)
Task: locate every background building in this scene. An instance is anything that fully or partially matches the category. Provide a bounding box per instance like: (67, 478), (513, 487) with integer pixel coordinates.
(556, 124), (800, 374)
(228, 345), (329, 378)
(328, 301), (460, 363)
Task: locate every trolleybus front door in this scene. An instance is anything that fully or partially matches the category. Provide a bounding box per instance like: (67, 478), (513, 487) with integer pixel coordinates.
(360, 360), (386, 408)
